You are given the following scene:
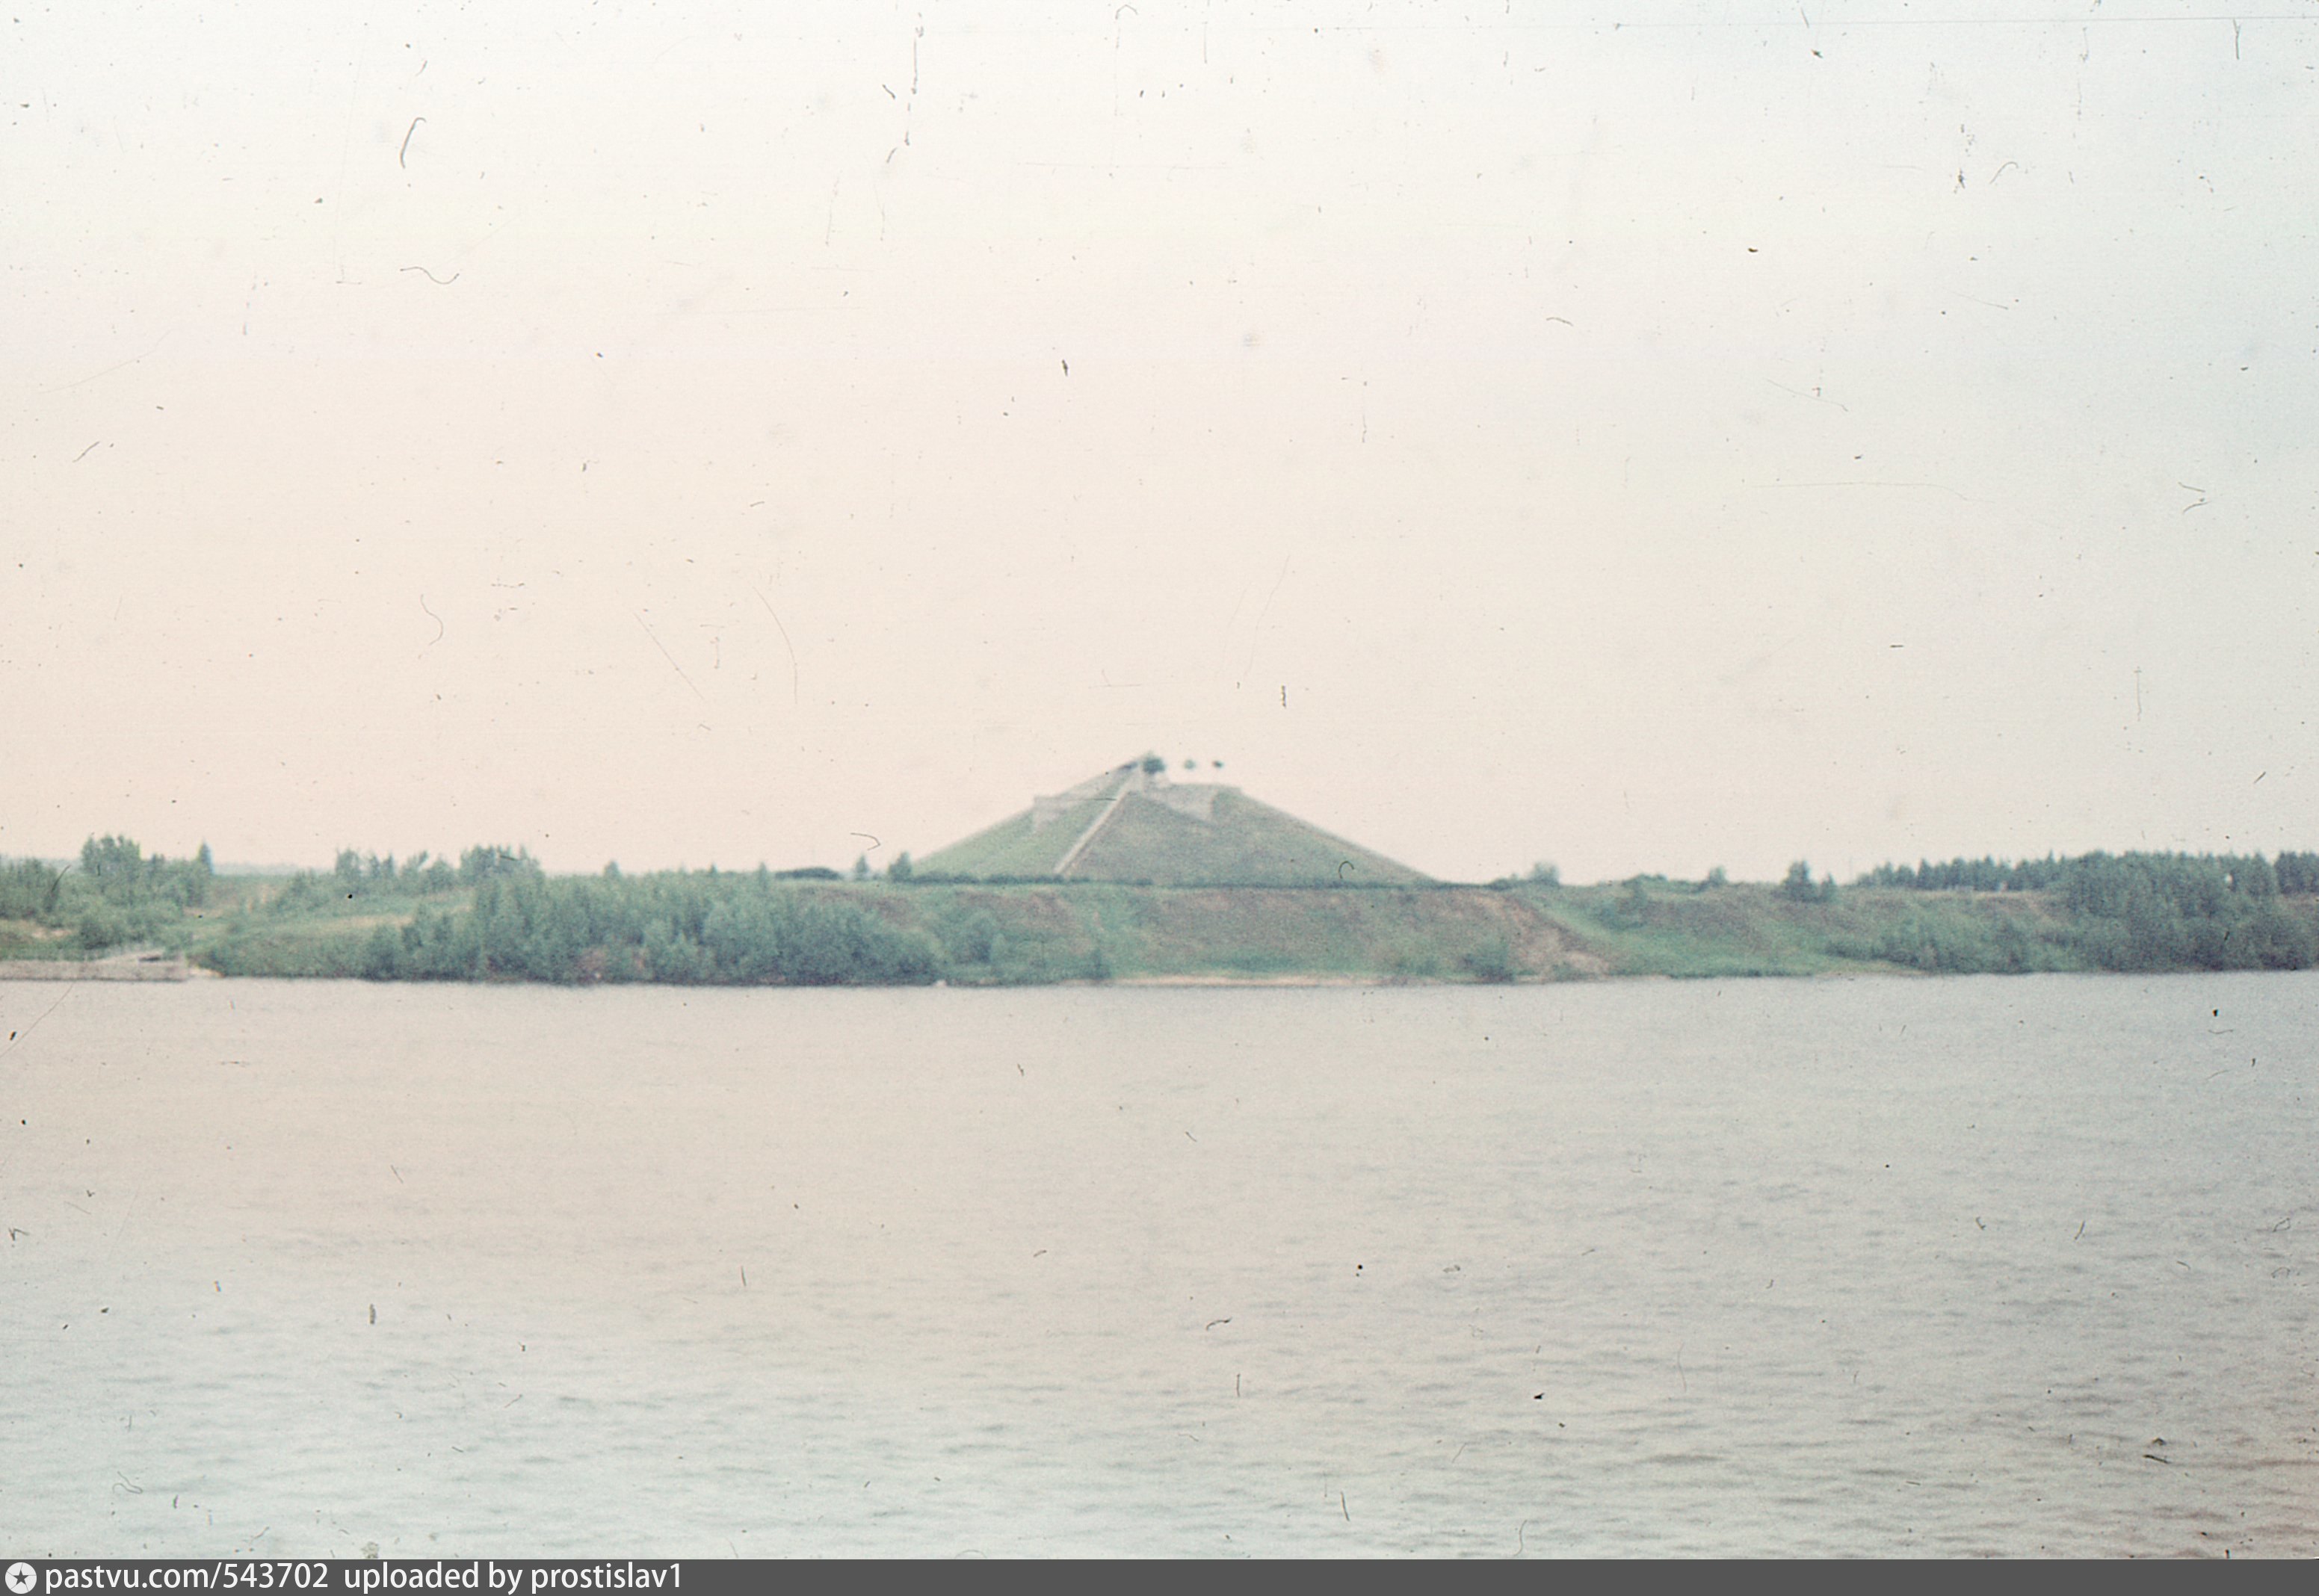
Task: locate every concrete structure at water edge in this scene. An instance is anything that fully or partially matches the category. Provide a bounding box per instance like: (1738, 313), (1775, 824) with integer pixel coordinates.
(916, 759), (1431, 887)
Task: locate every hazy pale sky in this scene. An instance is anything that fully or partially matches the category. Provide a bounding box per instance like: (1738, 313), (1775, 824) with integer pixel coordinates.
(7, 1), (2316, 882)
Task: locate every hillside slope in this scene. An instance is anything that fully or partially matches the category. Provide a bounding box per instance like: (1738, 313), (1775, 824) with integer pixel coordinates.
(916, 764), (1430, 886)
(1069, 789), (1427, 886)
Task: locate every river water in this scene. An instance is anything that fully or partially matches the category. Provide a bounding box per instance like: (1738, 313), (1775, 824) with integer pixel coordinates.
(1, 974), (2311, 1557)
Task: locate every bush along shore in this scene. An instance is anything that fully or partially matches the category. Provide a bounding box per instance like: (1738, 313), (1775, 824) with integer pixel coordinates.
(6, 839), (2319, 986)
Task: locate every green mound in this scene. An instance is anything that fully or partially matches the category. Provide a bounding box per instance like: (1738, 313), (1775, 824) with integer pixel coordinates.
(1072, 790), (1427, 886)
(915, 764), (1430, 887)
(915, 791), (1113, 879)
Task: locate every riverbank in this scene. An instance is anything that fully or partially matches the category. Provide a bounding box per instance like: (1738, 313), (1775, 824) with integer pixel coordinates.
(0, 950), (203, 981)
(13, 868), (2318, 986)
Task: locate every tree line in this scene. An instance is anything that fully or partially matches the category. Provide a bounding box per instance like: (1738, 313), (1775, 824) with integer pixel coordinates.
(22, 830), (2319, 981)
(1855, 850), (2319, 897)
(1848, 849), (2319, 971)
(0, 837), (214, 953)
(266, 844), (542, 911)
(353, 866), (939, 986)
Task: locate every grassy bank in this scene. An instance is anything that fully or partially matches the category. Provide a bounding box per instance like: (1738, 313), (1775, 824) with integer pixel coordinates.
(893, 882), (1601, 983)
(1522, 874), (2319, 978)
(105, 878), (2319, 986)
(180, 877), (1602, 986)
(14, 841), (2319, 986)
(1529, 879), (2065, 978)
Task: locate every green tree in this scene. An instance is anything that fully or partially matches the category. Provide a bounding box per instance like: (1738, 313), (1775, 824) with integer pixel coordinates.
(1619, 876), (1652, 924)
(1775, 862), (1836, 903)
(0, 859), (66, 919)
(2230, 855), (2279, 899)
(460, 844), (539, 884)
(362, 924), (403, 980)
(80, 835), (143, 882)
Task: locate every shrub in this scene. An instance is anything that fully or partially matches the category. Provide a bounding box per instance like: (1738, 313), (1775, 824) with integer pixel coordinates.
(459, 845), (540, 885)
(1386, 944), (1443, 979)
(75, 903), (132, 951)
(1460, 937), (1517, 983)
(939, 909), (1005, 966)
(362, 924), (402, 980)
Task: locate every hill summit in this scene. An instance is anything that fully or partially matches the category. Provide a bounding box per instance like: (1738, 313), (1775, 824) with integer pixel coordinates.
(915, 758), (1432, 887)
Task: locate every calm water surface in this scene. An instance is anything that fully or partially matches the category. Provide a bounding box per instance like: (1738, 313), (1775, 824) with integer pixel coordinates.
(1, 974), (2312, 1556)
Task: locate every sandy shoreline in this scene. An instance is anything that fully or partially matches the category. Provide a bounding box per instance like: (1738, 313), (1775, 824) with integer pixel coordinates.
(0, 953), (206, 981)
(1075, 972), (1425, 988)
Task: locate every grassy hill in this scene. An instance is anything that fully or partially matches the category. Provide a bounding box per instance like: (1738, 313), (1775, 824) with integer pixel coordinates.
(1068, 789), (1429, 887)
(915, 764), (1431, 888)
(913, 791), (1114, 879)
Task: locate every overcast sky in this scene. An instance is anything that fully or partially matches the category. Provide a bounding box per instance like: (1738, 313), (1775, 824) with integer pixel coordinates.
(5, 1), (2315, 882)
